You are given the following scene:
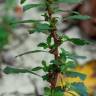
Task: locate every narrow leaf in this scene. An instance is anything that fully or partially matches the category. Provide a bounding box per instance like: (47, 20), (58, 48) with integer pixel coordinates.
(64, 15), (91, 20)
(68, 38), (90, 46)
(66, 71), (86, 80)
(57, 0), (82, 4)
(29, 23), (50, 33)
(4, 66), (30, 74)
(10, 20), (42, 25)
(0, 26), (9, 49)
(38, 43), (48, 49)
(23, 4), (43, 11)
(36, 23), (50, 30)
(70, 82), (88, 96)
(15, 50), (47, 57)
(60, 48), (86, 61)
(3, 66), (41, 77)
(54, 9), (80, 14)
(66, 61), (77, 68)
(32, 67), (42, 71)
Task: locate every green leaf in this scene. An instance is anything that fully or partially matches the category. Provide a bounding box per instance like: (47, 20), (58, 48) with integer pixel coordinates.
(36, 23), (50, 31)
(44, 86), (64, 96)
(38, 43), (48, 49)
(32, 67), (42, 71)
(47, 64), (58, 72)
(68, 38), (90, 46)
(29, 23), (50, 33)
(0, 26), (9, 49)
(10, 20), (41, 25)
(15, 50), (47, 57)
(72, 54), (86, 59)
(70, 82), (88, 96)
(23, 4), (43, 11)
(54, 9), (80, 14)
(2, 15), (17, 27)
(60, 64), (66, 73)
(65, 61), (78, 68)
(66, 53), (86, 60)
(47, 35), (52, 46)
(4, 66), (30, 74)
(60, 48), (86, 61)
(53, 87), (64, 96)
(60, 52), (66, 63)
(60, 61), (77, 73)
(3, 66), (33, 74)
(42, 60), (48, 72)
(61, 35), (90, 46)
(61, 35), (69, 42)
(3, 66), (41, 77)
(60, 48), (71, 61)
(42, 60), (47, 67)
(57, 0), (82, 4)
(50, 60), (59, 65)
(44, 87), (51, 96)
(5, 0), (17, 10)
(66, 61), (77, 68)
(42, 74), (49, 81)
(64, 15), (91, 20)
(20, 0), (26, 4)
(65, 71), (86, 80)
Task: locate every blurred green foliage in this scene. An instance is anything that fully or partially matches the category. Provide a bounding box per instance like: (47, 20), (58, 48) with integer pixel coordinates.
(0, 25), (9, 49)
(0, 0), (18, 50)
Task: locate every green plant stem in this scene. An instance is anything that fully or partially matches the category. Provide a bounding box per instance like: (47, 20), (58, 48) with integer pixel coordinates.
(51, 88), (54, 96)
(45, 0), (61, 88)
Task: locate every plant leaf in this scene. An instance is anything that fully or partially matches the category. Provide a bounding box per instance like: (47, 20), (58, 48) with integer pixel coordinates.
(64, 15), (91, 20)
(15, 50), (47, 57)
(32, 67), (42, 71)
(47, 35), (52, 46)
(54, 9), (80, 14)
(42, 60), (47, 67)
(3, 66), (41, 77)
(68, 38), (90, 46)
(57, 0), (82, 4)
(65, 71), (86, 80)
(0, 26), (9, 49)
(23, 4), (43, 11)
(53, 87), (64, 96)
(29, 23), (50, 33)
(44, 87), (51, 96)
(66, 61), (77, 68)
(38, 43), (48, 49)
(42, 74), (49, 81)
(70, 82), (88, 96)
(10, 20), (42, 25)
(60, 48), (86, 61)
(36, 23), (50, 30)
(4, 66), (30, 74)
(42, 60), (48, 72)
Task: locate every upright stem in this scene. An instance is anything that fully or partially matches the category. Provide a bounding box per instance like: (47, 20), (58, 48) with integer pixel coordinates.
(45, 0), (61, 88)
(46, 0), (60, 59)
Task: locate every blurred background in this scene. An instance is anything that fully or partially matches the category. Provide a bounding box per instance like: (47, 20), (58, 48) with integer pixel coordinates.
(0, 0), (96, 96)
